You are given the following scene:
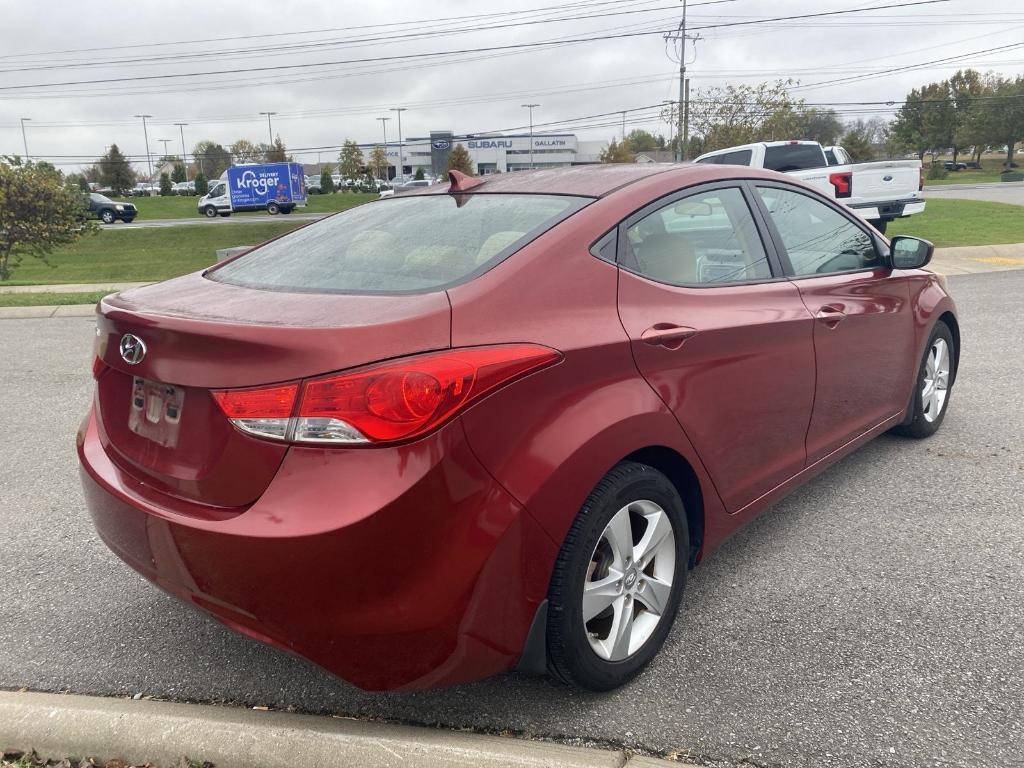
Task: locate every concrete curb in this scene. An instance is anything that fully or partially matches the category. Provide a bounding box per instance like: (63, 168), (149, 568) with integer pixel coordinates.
(0, 691), (695, 768)
(0, 281), (150, 295)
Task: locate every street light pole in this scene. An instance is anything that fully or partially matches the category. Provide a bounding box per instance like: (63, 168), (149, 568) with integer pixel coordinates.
(390, 107), (407, 182)
(158, 138), (171, 161)
(259, 111), (277, 145)
(376, 117), (391, 181)
(134, 114), (153, 179)
(522, 103), (539, 170)
(174, 123), (189, 180)
(19, 117), (31, 158)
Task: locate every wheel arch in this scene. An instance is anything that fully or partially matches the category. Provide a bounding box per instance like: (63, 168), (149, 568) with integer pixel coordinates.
(623, 445), (705, 568)
(937, 310), (960, 383)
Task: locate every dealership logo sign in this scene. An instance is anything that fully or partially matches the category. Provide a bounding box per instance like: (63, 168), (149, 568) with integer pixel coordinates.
(432, 140), (451, 150)
(468, 140), (513, 149)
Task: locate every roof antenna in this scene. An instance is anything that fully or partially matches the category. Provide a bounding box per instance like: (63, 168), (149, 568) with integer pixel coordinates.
(447, 169), (485, 193)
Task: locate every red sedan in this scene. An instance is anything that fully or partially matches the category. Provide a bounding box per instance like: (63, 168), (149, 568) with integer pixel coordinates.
(79, 164), (958, 692)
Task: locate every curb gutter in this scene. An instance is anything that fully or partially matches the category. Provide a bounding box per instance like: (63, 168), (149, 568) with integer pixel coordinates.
(0, 691), (695, 768)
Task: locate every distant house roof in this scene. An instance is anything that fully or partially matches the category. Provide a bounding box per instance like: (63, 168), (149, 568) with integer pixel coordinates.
(634, 150), (677, 164)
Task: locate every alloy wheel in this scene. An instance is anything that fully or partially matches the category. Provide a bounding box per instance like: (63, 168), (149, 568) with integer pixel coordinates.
(922, 337), (950, 423)
(582, 500), (676, 661)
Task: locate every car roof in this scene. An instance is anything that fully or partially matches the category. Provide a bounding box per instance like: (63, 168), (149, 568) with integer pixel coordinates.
(416, 163), (692, 198)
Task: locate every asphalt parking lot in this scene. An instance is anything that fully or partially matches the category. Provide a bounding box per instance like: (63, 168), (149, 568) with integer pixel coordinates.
(925, 181), (1024, 206)
(0, 270), (1021, 768)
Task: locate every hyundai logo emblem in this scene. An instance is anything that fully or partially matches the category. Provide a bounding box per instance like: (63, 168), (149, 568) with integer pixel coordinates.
(119, 333), (147, 365)
(432, 140), (451, 150)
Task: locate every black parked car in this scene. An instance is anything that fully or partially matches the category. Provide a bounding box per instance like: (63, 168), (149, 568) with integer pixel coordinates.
(943, 161), (967, 172)
(86, 192), (137, 224)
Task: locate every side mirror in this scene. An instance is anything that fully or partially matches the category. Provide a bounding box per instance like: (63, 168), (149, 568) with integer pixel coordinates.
(890, 236), (934, 269)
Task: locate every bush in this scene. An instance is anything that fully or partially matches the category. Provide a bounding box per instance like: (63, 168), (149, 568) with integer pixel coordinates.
(320, 169), (335, 193)
(194, 173), (208, 196)
(159, 173), (173, 196)
(414, 167), (425, 181)
(927, 162), (948, 180)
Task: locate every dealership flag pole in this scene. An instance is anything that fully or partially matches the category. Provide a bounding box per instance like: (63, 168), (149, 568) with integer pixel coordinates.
(174, 123), (189, 180)
(391, 107), (407, 183)
(522, 104), (539, 170)
(134, 114), (153, 179)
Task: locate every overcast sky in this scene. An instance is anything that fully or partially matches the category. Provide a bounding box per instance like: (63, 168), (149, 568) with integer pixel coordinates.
(1, 0), (1021, 173)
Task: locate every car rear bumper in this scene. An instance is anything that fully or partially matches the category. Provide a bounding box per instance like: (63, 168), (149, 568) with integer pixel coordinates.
(77, 406), (554, 691)
(849, 199), (926, 221)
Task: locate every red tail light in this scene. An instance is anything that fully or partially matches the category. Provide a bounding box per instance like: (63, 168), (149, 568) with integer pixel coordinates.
(211, 345), (561, 445)
(829, 171), (852, 199)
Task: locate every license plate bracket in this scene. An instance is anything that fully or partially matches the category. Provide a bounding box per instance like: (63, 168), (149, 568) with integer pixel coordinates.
(128, 377), (184, 448)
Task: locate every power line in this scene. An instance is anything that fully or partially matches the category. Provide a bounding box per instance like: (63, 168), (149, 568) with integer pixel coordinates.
(0, 0), (956, 93)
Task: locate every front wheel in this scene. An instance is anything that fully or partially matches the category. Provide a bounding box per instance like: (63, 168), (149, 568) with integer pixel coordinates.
(894, 321), (955, 439)
(203, 206), (218, 218)
(100, 210), (116, 224)
(546, 462), (688, 691)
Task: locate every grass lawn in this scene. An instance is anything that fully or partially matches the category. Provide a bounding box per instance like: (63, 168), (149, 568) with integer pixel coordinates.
(3, 222), (301, 286)
(0, 290), (111, 307)
(923, 155), (1018, 187)
(888, 199), (1024, 247)
(113, 191), (376, 220)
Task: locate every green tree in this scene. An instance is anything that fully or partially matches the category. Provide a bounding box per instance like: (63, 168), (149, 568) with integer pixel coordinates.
(338, 140), (364, 184)
(624, 129), (663, 153)
(171, 162), (187, 183)
(0, 157), (96, 281)
(368, 145), (389, 180)
(981, 75), (1024, 171)
(689, 79), (805, 151)
(949, 69), (988, 164)
(795, 108), (844, 146)
(159, 172), (173, 196)
(192, 140), (231, 178)
(66, 173), (90, 192)
(841, 120), (878, 162)
(599, 138), (635, 163)
(320, 168), (335, 193)
(194, 172), (208, 196)
(445, 143), (474, 176)
(414, 167), (425, 181)
(98, 143), (136, 196)
(264, 135), (288, 162)
(230, 138), (263, 165)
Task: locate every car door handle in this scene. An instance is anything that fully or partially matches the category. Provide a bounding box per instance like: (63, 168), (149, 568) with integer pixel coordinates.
(641, 324), (697, 350)
(815, 305), (847, 328)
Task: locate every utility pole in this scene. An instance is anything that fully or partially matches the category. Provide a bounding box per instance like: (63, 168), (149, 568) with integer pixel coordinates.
(259, 111), (277, 145)
(522, 103), (539, 169)
(664, 0), (698, 162)
(19, 117), (30, 158)
(158, 138), (171, 161)
(390, 107), (407, 183)
(376, 117), (391, 181)
(174, 123), (189, 180)
(621, 111), (627, 140)
(134, 114), (153, 179)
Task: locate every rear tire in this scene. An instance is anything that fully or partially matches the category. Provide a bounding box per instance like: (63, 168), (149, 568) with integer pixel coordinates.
(894, 321), (955, 439)
(203, 206), (218, 218)
(868, 219), (888, 235)
(267, 202), (281, 215)
(546, 462), (688, 691)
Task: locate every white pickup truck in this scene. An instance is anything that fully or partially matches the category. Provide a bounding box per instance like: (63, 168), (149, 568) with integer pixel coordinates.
(694, 140), (924, 234)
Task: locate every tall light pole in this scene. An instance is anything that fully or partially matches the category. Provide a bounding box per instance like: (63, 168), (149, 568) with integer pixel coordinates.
(376, 116), (391, 181)
(621, 111), (627, 140)
(259, 111), (277, 145)
(522, 104), (539, 170)
(134, 114), (153, 179)
(158, 138), (171, 162)
(390, 107), (407, 182)
(19, 117), (31, 158)
(174, 123), (189, 180)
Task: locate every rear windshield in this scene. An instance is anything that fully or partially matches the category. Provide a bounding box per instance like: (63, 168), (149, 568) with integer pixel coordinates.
(696, 149), (753, 166)
(209, 193), (589, 294)
(764, 144), (826, 173)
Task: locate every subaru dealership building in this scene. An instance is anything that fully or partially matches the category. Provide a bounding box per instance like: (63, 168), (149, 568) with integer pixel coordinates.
(379, 131), (607, 177)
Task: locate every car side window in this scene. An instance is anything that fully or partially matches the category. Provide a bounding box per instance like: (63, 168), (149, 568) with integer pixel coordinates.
(623, 187), (772, 286)
(756, 186), (882, 276)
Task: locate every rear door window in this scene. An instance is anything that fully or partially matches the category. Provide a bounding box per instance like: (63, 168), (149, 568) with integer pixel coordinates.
(623, 187), (772, 285)
(210, 193), (589, 293)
